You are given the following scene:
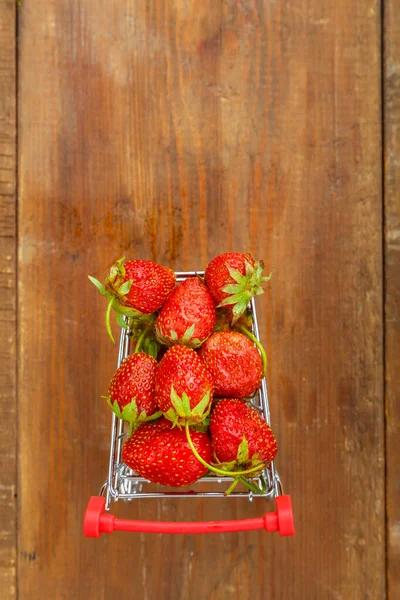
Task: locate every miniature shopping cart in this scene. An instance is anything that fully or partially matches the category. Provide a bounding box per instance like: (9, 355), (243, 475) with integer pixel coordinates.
(84, 271), (295, 536)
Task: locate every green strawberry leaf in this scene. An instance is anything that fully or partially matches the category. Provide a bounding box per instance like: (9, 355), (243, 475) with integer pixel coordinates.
(170, 386), (186, 417)
(137, 409), (149, 422)
(106, 397), (122, 419)
(121, 398), (139, 424)
(164, 408), (181, 428)
(109, 260), (122, 280)
(227, 266), (247, 284)
(115, 311), (129, 330)
(105, 297), (116, 344)
(142, 410), (162, 422)
(244, 260), (254, 278)
(144, 338), (158, 358)
(115, 257), (126, 278)
(189, 337), (205, 349)
(149, 341), (159, 358)
(180, 324), (195, 344)
(115, 304), (143, 318)
(218, 292), (244, 307)
(170, 329), (178, 341)
(192, 389), (211, 418)
(118, 280), (133, 296)
(237, 436), (249, 463)
(221, 284), (242, 294)
(232, 296), (250, 316)
(88, 276), (109, 298)
(254, 261), (264, 279)
(181, 392), (192, 417)
(211, 459), (237, 472)
(261, 270), (273, 283)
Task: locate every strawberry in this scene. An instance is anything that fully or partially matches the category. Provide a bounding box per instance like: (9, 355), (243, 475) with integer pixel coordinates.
(105, 353), (161, 432)
(155, 277), (216, 348)
(210, 399), (278, 469)
(204, 252), (272, 323)
(155, 345), (213, 425)
(198, 331), (263, 398)
(122, 418), (212, 487)
(89, 257), (175, 342)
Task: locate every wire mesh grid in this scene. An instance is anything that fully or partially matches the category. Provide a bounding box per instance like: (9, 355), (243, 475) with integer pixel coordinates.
(101, 271), (283, 510)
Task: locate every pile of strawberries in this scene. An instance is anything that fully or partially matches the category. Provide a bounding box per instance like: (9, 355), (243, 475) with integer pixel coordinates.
(90, 253), (278, 494)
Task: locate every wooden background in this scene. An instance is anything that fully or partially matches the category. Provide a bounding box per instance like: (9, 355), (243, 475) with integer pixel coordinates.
(1, 0), (398, 597)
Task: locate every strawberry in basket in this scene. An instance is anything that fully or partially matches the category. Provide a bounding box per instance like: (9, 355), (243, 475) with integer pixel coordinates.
(155, 277), (216, 348)
(122, 418), (212, 487)
(210, 399), (278, 471)
(89, 257), (176, 343)
(155, 345), (213, 426)
(198, 331), (264, 398)
(105, 353), (161, 433)
(205, 252), (272, 324)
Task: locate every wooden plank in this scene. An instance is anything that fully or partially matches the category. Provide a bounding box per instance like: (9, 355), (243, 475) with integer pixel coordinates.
(18, 1), (384, 598)
(384, 0), (400, 597)
(0, 0), (17, 598)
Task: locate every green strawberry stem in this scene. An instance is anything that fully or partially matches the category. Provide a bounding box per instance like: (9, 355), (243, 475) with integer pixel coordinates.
(224, 478), (240, 495)
(225, 476), (265, 495)
(235, 325), (267, 375)
(134, 328), (147, 354)
(184, 422), (265, 478)
(238, 476), (264, 494)
(106, 297), (116, 344)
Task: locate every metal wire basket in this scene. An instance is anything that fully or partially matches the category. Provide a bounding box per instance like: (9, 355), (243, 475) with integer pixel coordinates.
(84, 271), (295, 537)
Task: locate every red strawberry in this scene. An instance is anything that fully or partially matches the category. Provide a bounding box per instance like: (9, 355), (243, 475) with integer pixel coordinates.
(210, 399), (278, 469)
(155, 277), (216, 348)
(89, 257), (175, 342)
(198, 331), (263, 398)
(155, 346), (213, 425)
(106, 353), (161, 431)
(122, 418), (212, 487)
(205, 252), (272, 323)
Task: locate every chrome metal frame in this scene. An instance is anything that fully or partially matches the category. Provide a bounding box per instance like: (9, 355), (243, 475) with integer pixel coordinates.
(102, 271), (283, 510)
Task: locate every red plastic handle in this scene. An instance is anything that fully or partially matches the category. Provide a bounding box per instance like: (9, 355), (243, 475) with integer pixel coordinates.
(83, 495), (295, 537)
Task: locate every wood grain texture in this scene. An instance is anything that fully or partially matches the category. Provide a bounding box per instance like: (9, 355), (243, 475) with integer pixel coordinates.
(18, 1), (383, 598)
(384, 0), (400, 597)
(0, 1), (17, 598)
